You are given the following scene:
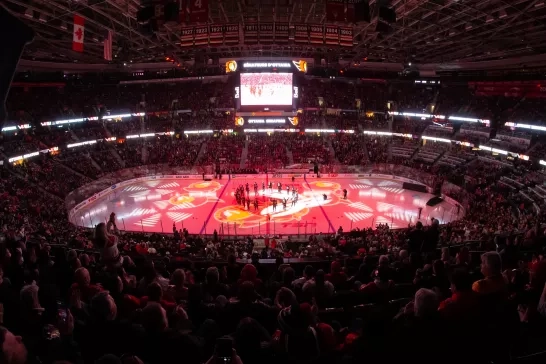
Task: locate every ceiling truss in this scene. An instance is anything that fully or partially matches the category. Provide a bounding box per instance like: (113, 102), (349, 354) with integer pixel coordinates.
(3, 0), (546, 66)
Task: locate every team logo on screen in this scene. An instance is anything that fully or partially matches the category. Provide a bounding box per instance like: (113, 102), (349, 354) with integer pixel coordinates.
(235, 117), (245, 126)
(288, 117), (299, 126)
(292, 60), (308, 73)
(226, 60), (238, 73)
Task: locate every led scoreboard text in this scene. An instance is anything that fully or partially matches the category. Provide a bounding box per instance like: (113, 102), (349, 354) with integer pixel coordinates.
(234, 116), (299, 126)
(242, 62), (292, 68)
(247, 118), (286, 124)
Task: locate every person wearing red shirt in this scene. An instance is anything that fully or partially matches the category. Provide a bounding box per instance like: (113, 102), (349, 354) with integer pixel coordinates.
(69, 267), (103, 303)
(359, 267), (395, 304)
(439, 269), (480, 321)
(139, 282), (176, 312)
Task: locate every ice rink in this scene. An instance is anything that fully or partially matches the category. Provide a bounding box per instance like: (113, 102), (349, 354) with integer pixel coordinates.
(72, 176), (462, 235)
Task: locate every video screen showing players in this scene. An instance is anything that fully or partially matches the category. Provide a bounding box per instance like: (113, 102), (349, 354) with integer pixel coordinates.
(240, 72), (293, 106)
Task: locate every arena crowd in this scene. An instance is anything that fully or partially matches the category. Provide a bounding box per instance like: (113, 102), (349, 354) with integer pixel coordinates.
(1, 78), (546, 364)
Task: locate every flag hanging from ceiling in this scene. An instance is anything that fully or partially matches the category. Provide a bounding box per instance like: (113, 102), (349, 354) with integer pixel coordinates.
(72, 14), (85, 52)
(103, 29), (113, 61)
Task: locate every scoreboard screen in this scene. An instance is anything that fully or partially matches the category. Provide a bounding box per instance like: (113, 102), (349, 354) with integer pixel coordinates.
(240, 73), (293, 106)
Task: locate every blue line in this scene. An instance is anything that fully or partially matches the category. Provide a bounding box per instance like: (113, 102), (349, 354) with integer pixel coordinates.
(304, 174), (335, 234)
(200, 175), (231, 234)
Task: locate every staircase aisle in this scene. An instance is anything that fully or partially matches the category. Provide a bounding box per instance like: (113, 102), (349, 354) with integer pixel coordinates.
(432, 151), (446, 166)
(102, 125), (126, 168)
(285, 146), (294, 165)
(69, 128), (104, 172)
(325, 136), (339, 164)
(8, 168), (64, 202)
(194, 137), (211, 165)
(53, 160), (90, 180)
(239, 138), (249, 168)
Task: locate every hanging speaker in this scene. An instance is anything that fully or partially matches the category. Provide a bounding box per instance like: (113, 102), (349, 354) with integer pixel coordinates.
(378, 6), (396, 23)
(355, 1), (371, 22)
(137, 6), (154, 24)
(164, 2), (179, 23)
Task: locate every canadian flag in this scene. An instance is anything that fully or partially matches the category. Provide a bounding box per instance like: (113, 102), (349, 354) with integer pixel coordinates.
(72, 14), (85, 52)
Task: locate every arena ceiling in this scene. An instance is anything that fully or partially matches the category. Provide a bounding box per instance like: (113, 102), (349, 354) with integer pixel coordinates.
(4, 0), (546, 67)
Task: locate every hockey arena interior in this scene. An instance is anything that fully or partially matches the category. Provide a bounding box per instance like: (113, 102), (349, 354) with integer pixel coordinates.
(2, 0), (546, 363)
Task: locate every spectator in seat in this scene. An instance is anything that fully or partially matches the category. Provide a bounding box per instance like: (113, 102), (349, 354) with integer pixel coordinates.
(473, 252), (507, 295)
(224, 254), (241, 284)
(233, 317), (272, 364)
(238, 264), (263, 293)
(439, 269), (479, 320)
(360, 267), (395, 304)
(281, 267), (296, 289)
(302, 270), (335, 305)
(272, 303), (336, 363)
(201, 267), (228, 303)
(70, 267), (103, 303)
(140, 282), (176, 312)
(430, 260), (451, 299)
(167, 269), (189, 302)
(14, 284), (44, 346)
(139, 302), (202, 364)
(353, 255), (375, 285)
(392, 288), (442, 362)
(76, 291), (138, 361)
(275, 287), (298, 309)
(455, 246), (471, 267)
(292, 265), (315, 290)
(224, 281), (278, 333)
(325, 261), (347, 288)
(138, 260), (169, 294)
(0, 326), (27, 364)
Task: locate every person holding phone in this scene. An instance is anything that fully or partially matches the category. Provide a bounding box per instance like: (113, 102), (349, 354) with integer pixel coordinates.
(205, 337), (243, 364)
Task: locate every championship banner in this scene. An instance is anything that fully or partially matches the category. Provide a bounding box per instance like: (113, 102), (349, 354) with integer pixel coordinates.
(193, 25), (208, 46)
(325, 25), (339, 45)
(180, 27), (194, 47)
(275, 23), (289, 43)
(244, 23), (259, 44)
(188, 0), (208, 23)
(209, 24), (223, 45)
(224, 24), (239, 44)
(326, 0), (345, 22)
(339, 27), (353, 47)
(309, 24), (324, 44)
(294, 24), (308, 43)
(259, 23), (274, 43)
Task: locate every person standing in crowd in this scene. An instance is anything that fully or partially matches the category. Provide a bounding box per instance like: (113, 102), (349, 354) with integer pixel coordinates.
(94, 222), (123, 269)
(106, 212), (119, 234)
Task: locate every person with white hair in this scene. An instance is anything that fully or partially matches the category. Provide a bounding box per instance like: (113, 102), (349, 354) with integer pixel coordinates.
(413, 288), (439, 318)
(473, 251), (507, 295)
